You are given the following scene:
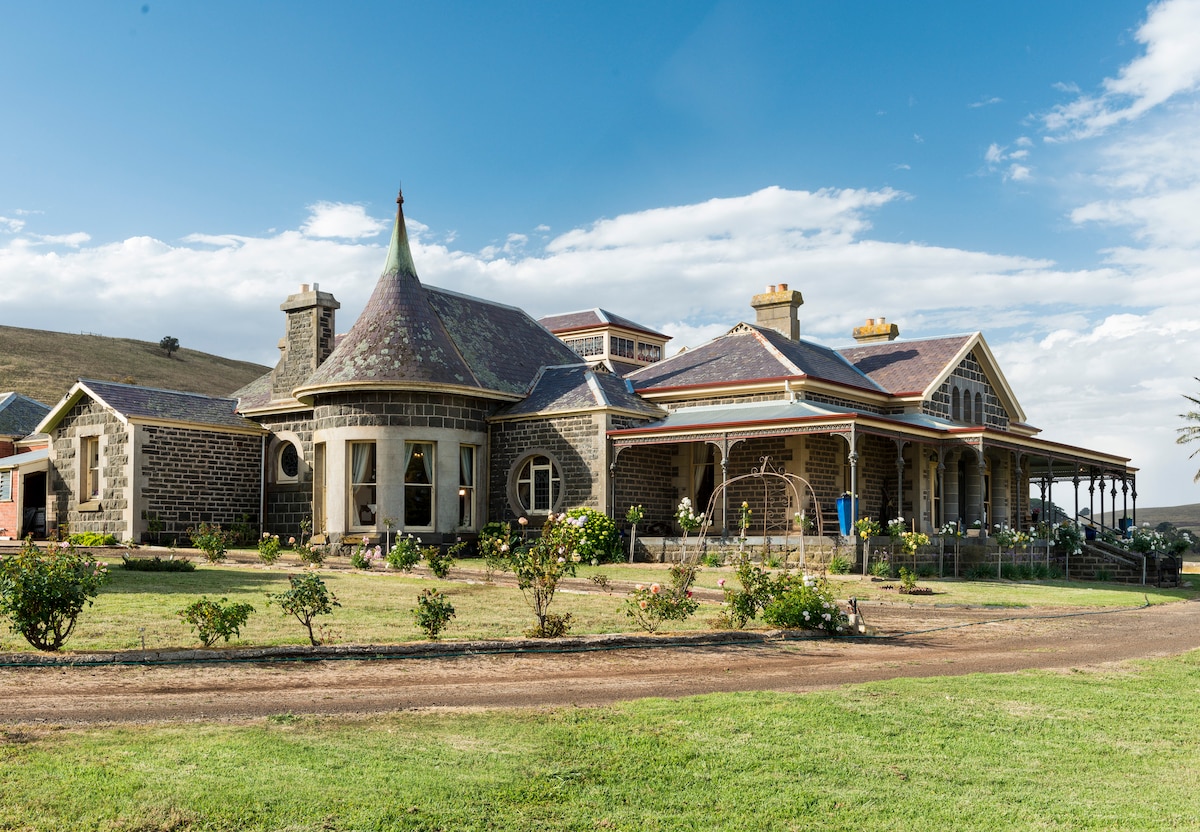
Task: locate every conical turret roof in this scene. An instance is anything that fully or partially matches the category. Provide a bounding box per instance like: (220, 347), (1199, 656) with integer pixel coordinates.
(296, 191), (480, 397)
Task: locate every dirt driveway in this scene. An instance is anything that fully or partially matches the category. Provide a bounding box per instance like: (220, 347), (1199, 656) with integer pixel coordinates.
(2, 598), (1197, 726)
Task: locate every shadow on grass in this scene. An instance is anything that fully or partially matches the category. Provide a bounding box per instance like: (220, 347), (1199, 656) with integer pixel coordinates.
(102, 566), (290, 596)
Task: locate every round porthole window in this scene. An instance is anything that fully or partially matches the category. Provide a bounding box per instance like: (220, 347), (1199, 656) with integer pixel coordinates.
(278, 443), (300, 480)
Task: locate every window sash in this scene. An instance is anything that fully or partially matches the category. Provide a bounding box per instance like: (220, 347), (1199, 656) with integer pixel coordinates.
(348, 441), (376, 529)
(404, 442), (435, 529)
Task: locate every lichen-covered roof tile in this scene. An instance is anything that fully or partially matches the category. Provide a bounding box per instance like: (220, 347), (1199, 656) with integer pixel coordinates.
(427, 288), (583, 395)
(500, 366), (664, 417)
(837, 335), (973, 395)
(299, 194), (478, 393)
(80, 379), (257, 430)
(629, 324), (883, 393)
(0, 392), (51, 437)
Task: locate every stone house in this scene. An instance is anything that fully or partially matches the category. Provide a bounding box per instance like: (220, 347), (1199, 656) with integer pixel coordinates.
(32, 190), (1135, 546)
(37, 380), (263, 542)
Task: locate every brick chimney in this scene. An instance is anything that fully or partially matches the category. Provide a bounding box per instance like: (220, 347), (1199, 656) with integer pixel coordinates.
(852, 316), (899, 343)
(271, 282), (341, 400)
(750, 283), (804, 341)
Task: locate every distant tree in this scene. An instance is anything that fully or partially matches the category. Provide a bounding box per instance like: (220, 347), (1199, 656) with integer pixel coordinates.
(1178, 378), (1200, 481)
(159, 335), (180, 359)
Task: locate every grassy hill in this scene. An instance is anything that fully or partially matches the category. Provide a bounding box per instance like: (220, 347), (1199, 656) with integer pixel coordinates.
(0, 325), (269, 407)
(1100, 503), (1200, 535)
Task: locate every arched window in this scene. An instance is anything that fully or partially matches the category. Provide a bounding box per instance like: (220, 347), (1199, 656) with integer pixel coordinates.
(514, 454), (562, 515)
(975, 392), (984, 425)
(951, 387), (961, 421)
(963, 391), (972, 424)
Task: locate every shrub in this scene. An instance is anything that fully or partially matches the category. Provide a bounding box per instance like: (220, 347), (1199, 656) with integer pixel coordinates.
(898, 567), (918, 592)
(67, 532), (118, 547)
(869, 556), (892, 579)
(565, 507), (620, 563)
(478, 522), (513, 581)
(268, 573), (340, 646)
(349, 537), (383, 570)
(721, 555), (778, 629)
(289, 517), (326, 567)
(424, 543), (459, 579)
(625, 562), (700, 633)
(386, 534), (422, 572)
(177, 596), (255, 647)
(412, 588), (456, 640)
(505, 513), (583, 637)
(700, 551), (724, 568)
(965, 563), (994, 581)
(826, 554), (852, 575)
(121, 554), (195, 572)
(257, 533), (283, 565)
(0, 540), (110, 651)
(188, 523), (228, 563)
(762, 574), (847, 633)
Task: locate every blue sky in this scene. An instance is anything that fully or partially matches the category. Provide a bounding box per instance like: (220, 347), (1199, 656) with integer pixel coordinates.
(4, 0), (1200, 508)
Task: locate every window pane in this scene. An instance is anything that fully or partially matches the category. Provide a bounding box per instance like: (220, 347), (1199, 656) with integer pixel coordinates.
(349, 442), (376, 527)
(404, 442), (434, 528)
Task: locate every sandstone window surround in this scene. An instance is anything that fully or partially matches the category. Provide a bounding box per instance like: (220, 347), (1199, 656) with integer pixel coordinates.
(514, 453), (562, 516)
(403, 441), (435, 530)
(348, 441), (377, 531)
(273, 439), (301, 484)
(78, 433), (102, 512)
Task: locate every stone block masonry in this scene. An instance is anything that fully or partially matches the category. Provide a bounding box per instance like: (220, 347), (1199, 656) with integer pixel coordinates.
(490, 414), (606, 521)
(137, 425), (261, 542)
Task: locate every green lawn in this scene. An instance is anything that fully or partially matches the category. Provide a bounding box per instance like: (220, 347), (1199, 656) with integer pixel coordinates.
(0, 557), (1193, 654)
(1, 650), (1197, 831)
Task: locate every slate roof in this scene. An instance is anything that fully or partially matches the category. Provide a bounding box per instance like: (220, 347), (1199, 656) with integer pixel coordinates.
(837, 334), (974, 396)
(499, 365), (664, 418)
(426, 288), (584, 396)
(539, 308), (667, 339)
(0, 392), (50, 438)
(230, 372), (273, 412)
(628, 324), (885, 394)
(64, 380), (259, 432)
(296, 194), (582, 400)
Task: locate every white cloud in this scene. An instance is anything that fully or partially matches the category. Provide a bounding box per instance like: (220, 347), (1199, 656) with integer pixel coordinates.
(300, 202), (388, 239)
(33, 232), (91, 248)
(0, 216), (25, 233)
(984, 142), (1035, 181)
(1044, 0), (1200, 140)
(969, 96), (1003, 108)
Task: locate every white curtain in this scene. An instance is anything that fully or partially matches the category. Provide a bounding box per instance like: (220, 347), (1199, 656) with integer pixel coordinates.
(352, 443), (373, 485)
(459, 446), (474, 487)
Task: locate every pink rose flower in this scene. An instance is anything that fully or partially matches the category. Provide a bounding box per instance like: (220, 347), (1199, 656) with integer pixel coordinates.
(650, 583), (660, 594)
(717, 578), (726, 588)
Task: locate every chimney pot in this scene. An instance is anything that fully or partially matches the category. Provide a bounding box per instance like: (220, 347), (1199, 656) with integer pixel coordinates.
(778, 283), (788, 291)
(300, 283), (310, 293)
(767, 284), (776, 293)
